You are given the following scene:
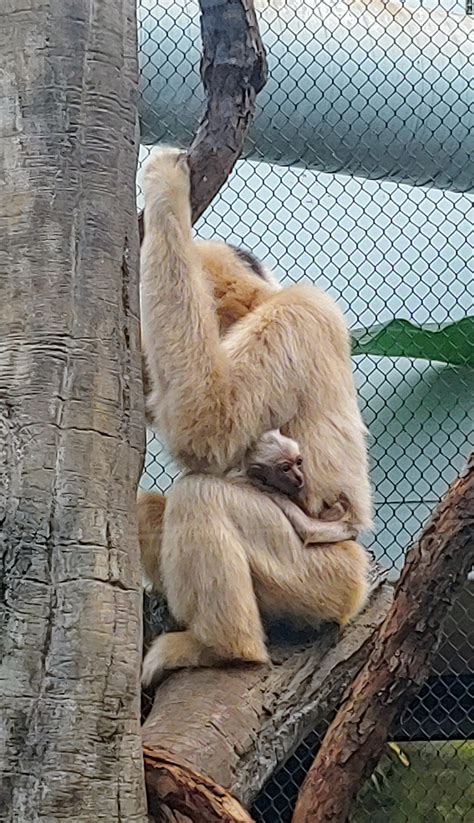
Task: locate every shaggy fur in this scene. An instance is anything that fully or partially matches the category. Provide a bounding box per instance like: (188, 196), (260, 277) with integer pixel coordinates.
(229, 429), (357, 546)
(140, 431), (357, 592)
(139, 147), (373, 686)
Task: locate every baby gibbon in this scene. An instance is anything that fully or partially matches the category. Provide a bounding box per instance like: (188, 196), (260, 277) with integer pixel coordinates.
(140, 429), (356, 593)
(140, 146), (373, 686)
(229, 429), (356, 547)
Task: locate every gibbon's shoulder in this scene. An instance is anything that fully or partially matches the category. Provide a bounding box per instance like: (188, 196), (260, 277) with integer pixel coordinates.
(196, 239), (281, 292)
(268, 281), (347, 326)
(256, 282), (351, 357)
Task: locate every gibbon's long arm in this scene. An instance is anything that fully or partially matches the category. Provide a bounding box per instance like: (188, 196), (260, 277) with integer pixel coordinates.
(141, 148), (325, 471)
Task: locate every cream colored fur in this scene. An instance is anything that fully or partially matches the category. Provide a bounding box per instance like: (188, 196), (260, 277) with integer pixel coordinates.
(225, 428), (300, 482)
(139, 146), (373, 686)
(139, 431), (356, 596)
(227, 429), (358, 545)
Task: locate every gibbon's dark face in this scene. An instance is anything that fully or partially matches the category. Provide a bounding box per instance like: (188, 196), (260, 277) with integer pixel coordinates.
(247, 454), (305, 497)
(228, 245), (268, 282)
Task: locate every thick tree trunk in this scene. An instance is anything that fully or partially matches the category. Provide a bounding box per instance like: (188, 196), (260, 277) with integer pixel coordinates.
(138, 0), (267, 242)
(142, 572), (392, 820)
(0, 2), (146, 820)
(292, 456), (474, 823)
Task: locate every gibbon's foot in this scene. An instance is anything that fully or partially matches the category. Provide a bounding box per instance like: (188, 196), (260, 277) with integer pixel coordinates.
(303, 522), (358, 548)
(141, 630), (214, 688)
(141, 644), (165, 689)
(141, 629), (271, 688)
(141, 634), (176, 689)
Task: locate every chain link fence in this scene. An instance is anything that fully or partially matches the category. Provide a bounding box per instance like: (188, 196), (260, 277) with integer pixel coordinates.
(137, 0), (474, 819)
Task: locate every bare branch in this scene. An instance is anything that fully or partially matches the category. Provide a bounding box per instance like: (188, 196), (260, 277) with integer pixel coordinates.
(138, 0), (267, 243)
(292, 455), (474, 823)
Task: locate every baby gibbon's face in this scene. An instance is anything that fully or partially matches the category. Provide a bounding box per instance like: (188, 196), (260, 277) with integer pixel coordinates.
(247, 452), (304, 497)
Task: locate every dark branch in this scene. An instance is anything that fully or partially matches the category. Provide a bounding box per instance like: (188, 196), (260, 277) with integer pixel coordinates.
(144, 747), (253, 823)
(138, 0), (267, 243)
(292, 455), (474, 823)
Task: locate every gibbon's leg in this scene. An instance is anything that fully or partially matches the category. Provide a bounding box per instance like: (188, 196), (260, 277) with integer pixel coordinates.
(137, 490), (235, 686)
(268, 493), (357, 545)
(141, 477), (270, 686)
(210, 480), (370, 628)
(137, 489), (166, 593)
(141, 477), (369, 684)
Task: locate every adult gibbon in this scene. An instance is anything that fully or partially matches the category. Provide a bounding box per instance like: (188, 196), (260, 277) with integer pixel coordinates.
(139, 147), (373, 686)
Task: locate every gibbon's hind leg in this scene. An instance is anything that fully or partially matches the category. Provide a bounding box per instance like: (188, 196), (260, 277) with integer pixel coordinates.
(141, 475), (369, 684)
(141, 476), (270, 686)
(181, 476), (370, 630)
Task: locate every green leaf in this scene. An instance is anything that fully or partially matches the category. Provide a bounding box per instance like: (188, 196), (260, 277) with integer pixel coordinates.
(388, 741), (410, 768)
(351, 317), (474, 367)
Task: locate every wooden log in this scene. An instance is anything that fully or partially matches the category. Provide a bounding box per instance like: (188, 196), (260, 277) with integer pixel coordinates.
(142, 568), (392, 818)
(292, 455), (474, 823)
(138, 0), (268, 243)
(144, 748), (253, 822)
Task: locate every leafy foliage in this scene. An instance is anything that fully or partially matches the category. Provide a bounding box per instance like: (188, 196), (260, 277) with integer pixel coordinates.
(352, 317), (474, 367)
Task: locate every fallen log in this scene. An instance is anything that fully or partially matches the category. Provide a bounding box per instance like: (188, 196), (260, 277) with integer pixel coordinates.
(292, 455), (474, 823)
(142, 566), (392, 819)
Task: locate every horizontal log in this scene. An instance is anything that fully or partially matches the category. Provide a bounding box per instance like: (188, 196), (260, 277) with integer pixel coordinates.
(142, 568), (392, 817)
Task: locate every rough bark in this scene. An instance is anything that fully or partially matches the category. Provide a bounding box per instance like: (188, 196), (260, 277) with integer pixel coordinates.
(142, 571), (392, 819)
(144, 748), (253, 823)
(0, 2), (146, 820)
(138, 0), (267, 243)
(292, 455), (474, 823)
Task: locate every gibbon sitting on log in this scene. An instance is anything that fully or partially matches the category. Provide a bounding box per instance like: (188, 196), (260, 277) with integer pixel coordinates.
(139, 147), (373, 687)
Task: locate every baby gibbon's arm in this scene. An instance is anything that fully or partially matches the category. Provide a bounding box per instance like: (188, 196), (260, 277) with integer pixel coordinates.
(268, 494), (357, 546)
(141, 148), (350, 472)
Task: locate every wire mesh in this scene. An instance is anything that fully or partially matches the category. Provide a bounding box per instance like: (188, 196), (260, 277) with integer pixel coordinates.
(137, 0), (473, 819)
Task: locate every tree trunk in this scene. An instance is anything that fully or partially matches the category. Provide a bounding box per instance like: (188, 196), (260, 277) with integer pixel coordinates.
(138, 0), (267, 243)
(292, 455), (474, 823)
(142, 572), (392, 819)
(0, 2), (146, 820)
